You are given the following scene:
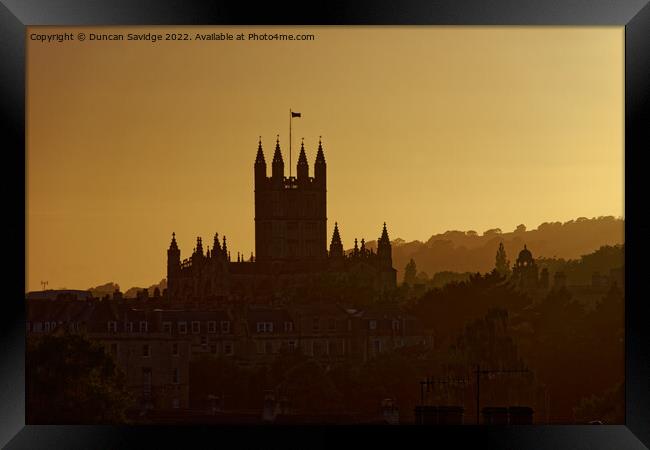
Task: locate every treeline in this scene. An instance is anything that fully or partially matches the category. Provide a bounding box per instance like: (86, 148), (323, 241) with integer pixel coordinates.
(405, 270), (624, 423)
(536, 244), (624, 286)
(402, 244), (624, 292)
(362, 216), (623, 281)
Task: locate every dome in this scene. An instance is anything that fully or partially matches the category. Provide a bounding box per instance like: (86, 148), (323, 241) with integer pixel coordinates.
(518, 245), (533, 262)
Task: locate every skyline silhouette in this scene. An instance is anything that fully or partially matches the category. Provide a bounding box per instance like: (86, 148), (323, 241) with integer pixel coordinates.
(25, 26), (625, 425)
(73, 215), (622, 296)
(26, 26), (623, 293)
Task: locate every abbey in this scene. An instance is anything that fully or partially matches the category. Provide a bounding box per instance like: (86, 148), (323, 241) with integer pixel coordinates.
(165, 137), (397, 303)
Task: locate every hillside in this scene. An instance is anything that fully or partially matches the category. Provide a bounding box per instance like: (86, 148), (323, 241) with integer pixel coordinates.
(361, 216), (623, 281)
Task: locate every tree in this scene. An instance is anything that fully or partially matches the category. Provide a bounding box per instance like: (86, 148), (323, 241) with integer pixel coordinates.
(416, 271), (430, 284)
(483, 228), (502, 237)
(515, 286), (624, 424)
(411, 271), (529, 342)
(404, 258), (417, 286)
(26, 332), (133, 424)
(495, 242), (511, 277)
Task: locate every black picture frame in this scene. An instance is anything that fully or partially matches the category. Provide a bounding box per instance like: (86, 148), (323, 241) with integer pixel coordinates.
(2, 1), (648, 448)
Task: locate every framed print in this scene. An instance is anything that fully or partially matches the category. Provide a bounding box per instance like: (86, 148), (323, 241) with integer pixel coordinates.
(1, 0), (649, 448)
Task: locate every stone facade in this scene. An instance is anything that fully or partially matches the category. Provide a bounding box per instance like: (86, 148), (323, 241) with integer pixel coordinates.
(27, 297), (429, 412)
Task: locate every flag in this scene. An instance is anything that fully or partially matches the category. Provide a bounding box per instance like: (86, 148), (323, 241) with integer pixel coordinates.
(291, 111), (301, 118)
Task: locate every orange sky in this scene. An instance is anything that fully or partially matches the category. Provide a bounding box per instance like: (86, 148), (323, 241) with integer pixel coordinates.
(26, 26), (624, 292)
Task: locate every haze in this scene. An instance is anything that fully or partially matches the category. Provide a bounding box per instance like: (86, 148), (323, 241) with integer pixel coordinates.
(26, 26), (624, 291)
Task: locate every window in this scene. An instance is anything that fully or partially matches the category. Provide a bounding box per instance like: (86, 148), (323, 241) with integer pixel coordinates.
(44, 322), (50, 332)
(172, 367), (180, 384)
(142, 344), (150, 357)
(284, 321), (294, 332)
(328, 318), (336, 331)
(207, 321), (216, 333)
(312, 318), (320, 331)
(162, 321), (172, 334)
(192, 321), (200, 334)
(126, 322), (134, 333)
(256, 322), (273, 333)
(373, 339), (381, 354)
(51, 321), (57, 330)
(172, 343), (179, 356)
(108, 321), (117, 333)
(392, 320), (401, 332)
(265, 341), (273, 354)
(200, 336), (208, 347)
(140, 321), (148, 333)
(34, 322), (42, 332)
(313, 341), (323, 356)
(210, 344), (217, 354)
(172, 398), (180, 409)
(288, 341), (296, 352)
(178, 321), (187, 334)
(369, 320), (377, 330)
(220, 321), (230, 334)
(223, 342), (233, 355)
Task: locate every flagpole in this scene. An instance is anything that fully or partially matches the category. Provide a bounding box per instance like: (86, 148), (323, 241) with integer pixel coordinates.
(289, 108), (292, 179)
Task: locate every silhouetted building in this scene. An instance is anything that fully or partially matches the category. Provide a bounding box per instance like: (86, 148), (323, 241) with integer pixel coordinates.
(26, 299), (192, 411)
(27, 296), (430, 415)
(510, 245), (539, 292)
(255, 138), (327, 262)
(166, 137), (397, 302)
